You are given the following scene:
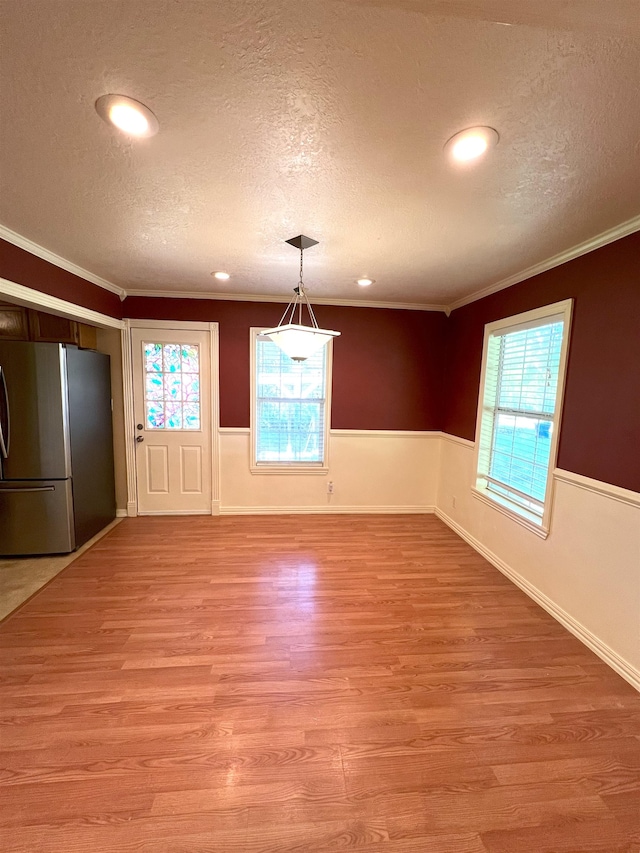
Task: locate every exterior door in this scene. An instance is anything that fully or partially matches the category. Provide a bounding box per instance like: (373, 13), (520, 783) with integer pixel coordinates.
(131, 327), (212, 514)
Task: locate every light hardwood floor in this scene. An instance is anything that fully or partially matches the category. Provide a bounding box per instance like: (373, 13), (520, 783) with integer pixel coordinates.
(1, 514), (638, 853)
(0, 519), (122, 621)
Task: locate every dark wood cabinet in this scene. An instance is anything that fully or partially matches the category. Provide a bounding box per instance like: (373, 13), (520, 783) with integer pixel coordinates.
(0, 303), (30, 340)
(0, 302), (97, 348)
(76, 323), (98, 350)
(28, 310), (77, 343)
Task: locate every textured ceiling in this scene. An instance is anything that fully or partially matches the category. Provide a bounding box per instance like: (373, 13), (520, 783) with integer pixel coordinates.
(1, 0), (639, 308)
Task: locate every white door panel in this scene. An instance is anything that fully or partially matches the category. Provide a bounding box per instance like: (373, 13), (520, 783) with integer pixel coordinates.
(147, 444), (169, 494)
(181, 446), (202, 493)
(132, 328), (212, 514)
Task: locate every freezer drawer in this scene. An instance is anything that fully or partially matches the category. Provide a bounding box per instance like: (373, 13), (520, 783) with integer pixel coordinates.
(0, 479), (74, 555)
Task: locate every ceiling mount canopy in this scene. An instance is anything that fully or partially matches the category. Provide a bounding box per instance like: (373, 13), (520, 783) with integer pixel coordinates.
(261, 236), (341, 362)
(285, 235), (319, 251)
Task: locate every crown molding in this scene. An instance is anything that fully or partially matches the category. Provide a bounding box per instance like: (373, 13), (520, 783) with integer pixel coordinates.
(448, 214), (640, 312)
(4, 213), (638, 316)
(124, 288), (446, 313)
(0, 224), (127, 300)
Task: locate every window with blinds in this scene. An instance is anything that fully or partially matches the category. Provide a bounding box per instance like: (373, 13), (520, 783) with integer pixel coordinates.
(253, 333), (329, 466)
(475, 300), (572, 530)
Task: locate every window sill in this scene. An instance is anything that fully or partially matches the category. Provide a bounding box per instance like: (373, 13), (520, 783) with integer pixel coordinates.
(250, 465), (329, 475)
(471, 486), (549, 539)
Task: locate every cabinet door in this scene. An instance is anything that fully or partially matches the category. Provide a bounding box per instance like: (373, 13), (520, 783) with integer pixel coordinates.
(0, 303), (29, 340)
(77, 323), (97, 350)
(28, 311), (79, 344)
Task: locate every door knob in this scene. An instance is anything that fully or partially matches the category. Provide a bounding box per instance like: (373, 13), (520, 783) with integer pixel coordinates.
(135, 435), (144, 443)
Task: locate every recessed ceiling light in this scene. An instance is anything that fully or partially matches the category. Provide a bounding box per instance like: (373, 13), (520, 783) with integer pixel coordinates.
(357, 278), (374, 287)
(212, 271), (230, 281)
(445, 126), (499, 163)
(95, 94), (159, 138)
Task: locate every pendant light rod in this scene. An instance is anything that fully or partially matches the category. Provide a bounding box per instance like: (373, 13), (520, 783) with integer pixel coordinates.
(274, 283), (320, 329)
(261, 234), (340, 362)
(273, 237), (321, 328)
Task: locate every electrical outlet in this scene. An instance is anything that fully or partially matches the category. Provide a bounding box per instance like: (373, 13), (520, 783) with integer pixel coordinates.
(452, 496), (457, 509)
(327, 481), (334, 494)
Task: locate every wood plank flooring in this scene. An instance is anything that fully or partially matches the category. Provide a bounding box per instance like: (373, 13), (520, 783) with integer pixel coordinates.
(0, 519), (122, 620)
(1, 514), (639, 853)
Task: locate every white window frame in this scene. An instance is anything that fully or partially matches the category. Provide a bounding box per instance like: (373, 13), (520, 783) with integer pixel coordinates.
(472, 299), (573, 538)
(250, 327), (332, 474)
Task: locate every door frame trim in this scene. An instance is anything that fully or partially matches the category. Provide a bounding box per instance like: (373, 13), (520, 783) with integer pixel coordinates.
(124, 319), (220, 516)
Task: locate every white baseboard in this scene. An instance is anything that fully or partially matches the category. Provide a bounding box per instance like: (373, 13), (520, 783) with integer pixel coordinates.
(119, 503), (434, 517)
(136, 510), (213, 516)
(220, 504), (435, 516)
(435, 508), (640, 693)
(126, 501), (137, 518)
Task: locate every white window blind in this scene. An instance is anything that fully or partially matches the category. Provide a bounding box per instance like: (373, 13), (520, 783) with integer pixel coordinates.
(478, 317), (565, 518)
(255, 335), (327, 465)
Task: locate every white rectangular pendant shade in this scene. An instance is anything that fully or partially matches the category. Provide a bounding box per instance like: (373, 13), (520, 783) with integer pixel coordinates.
(261, 323), (340, 361)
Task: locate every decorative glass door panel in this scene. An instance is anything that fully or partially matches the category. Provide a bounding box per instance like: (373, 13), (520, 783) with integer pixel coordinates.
(144, 343), (201, 430)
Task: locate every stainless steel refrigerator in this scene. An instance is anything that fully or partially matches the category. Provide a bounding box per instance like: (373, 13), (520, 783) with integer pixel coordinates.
(0, 341), (116, 555)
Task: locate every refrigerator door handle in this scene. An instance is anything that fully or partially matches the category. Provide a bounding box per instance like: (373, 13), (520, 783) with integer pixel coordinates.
(0, 485), (56, 493)
(0, 365), (9, 459)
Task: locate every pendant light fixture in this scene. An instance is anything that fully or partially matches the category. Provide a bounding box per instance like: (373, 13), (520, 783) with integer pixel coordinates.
(262, 235), (340, 362)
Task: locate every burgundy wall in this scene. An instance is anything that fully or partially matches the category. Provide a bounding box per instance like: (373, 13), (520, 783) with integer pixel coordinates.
(0, 239), (123, 319)
(123, 296), (447, 431)
(443, 231), (640, 493)
(5, 227), (637, 492)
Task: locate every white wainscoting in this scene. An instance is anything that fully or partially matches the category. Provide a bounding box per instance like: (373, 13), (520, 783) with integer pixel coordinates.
(436, 435), (640, 691)
(218, 428), (440, 515)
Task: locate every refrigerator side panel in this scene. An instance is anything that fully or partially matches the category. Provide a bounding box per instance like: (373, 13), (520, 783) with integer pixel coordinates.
(66, 347), (116, 547)
(0, 479), (74, 555)
(0, 341), (71, 480)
